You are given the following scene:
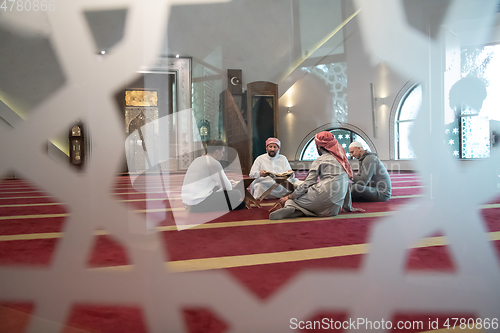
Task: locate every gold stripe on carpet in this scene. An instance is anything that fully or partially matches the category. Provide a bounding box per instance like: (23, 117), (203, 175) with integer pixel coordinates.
(3, 216), (500, 244)
(0, 229), (107, 241)
(0, 194), (422, 207)
(0, 213), (69, 221)
(0, 212), (392, 238)
(0, 203), (63, 208)
(157, 211), (391, 231)
(87, 231), (500, 273)
(1, 203), (499, 224)
(0, 195), (53, 200)
(0, 191), (47, 194)
(0, 185), (424, 196)
(167, 244), (369, 272)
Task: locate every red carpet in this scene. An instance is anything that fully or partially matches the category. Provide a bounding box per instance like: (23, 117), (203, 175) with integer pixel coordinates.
(64, 305), (148, 333)
(0, 302), (34, 333)
(183, 308), (229, 333)
(1, 172), (499, 332)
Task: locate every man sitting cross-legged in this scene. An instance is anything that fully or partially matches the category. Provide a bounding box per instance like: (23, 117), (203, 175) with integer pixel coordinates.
(181, 140), (245, 212)
(269, 131), (364, 220)
(348, 141), (391, 202)
(249, 137), (299, 200)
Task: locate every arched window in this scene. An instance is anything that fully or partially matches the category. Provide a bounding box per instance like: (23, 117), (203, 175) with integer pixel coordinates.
(395, 84), (422, 160)
(453, 44), (500, 158)
(392, 44), (500, 160)
(300, 128), (370, 161)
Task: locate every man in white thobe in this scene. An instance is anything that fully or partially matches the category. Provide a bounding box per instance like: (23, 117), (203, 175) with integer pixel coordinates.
(249, 138), (299, 199)
(182, 141), (244, 212)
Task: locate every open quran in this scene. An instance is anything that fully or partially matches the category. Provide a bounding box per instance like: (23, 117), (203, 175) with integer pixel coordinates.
(265, 171), (294, 180)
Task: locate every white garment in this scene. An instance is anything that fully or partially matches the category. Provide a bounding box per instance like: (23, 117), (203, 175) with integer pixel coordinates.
(249, 153), (298, 199)
(181, 155), (232, 206)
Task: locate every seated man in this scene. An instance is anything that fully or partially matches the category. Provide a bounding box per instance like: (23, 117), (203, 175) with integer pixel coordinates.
(348, 141), (391, 202)
(249, 138), (299, 200)
(269, 131), (363, 220)
(181, 140), (244, 212)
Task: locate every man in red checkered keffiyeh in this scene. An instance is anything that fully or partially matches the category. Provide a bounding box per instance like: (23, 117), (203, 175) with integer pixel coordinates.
(269, 131), (364, 220)
(314, 131), (353, 179)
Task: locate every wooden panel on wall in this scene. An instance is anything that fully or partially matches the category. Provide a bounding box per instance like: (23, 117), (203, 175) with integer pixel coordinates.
(222, 89), (251, 175)
(227, 69), (242, 94)
(246, 81), (278, 161)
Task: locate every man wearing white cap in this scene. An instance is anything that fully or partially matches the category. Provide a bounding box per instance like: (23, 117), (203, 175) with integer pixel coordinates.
(249, 138), (299, 199)
(348, 141), (391, 202)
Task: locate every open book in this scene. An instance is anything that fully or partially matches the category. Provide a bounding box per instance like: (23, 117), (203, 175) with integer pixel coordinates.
(265, 171), (294, 180)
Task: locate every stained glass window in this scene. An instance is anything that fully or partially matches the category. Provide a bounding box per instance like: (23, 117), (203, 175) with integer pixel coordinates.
(457, 44), (500, 158)
(461, 116), (490, 158)
(396, 44), (499, 159)
(300, 129), (370, 161)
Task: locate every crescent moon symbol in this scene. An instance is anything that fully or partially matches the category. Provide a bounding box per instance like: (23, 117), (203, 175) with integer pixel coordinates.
(230, 77), (239, 86)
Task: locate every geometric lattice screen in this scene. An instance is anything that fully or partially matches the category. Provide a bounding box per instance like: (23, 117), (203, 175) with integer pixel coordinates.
(1, 0), (500, 332)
